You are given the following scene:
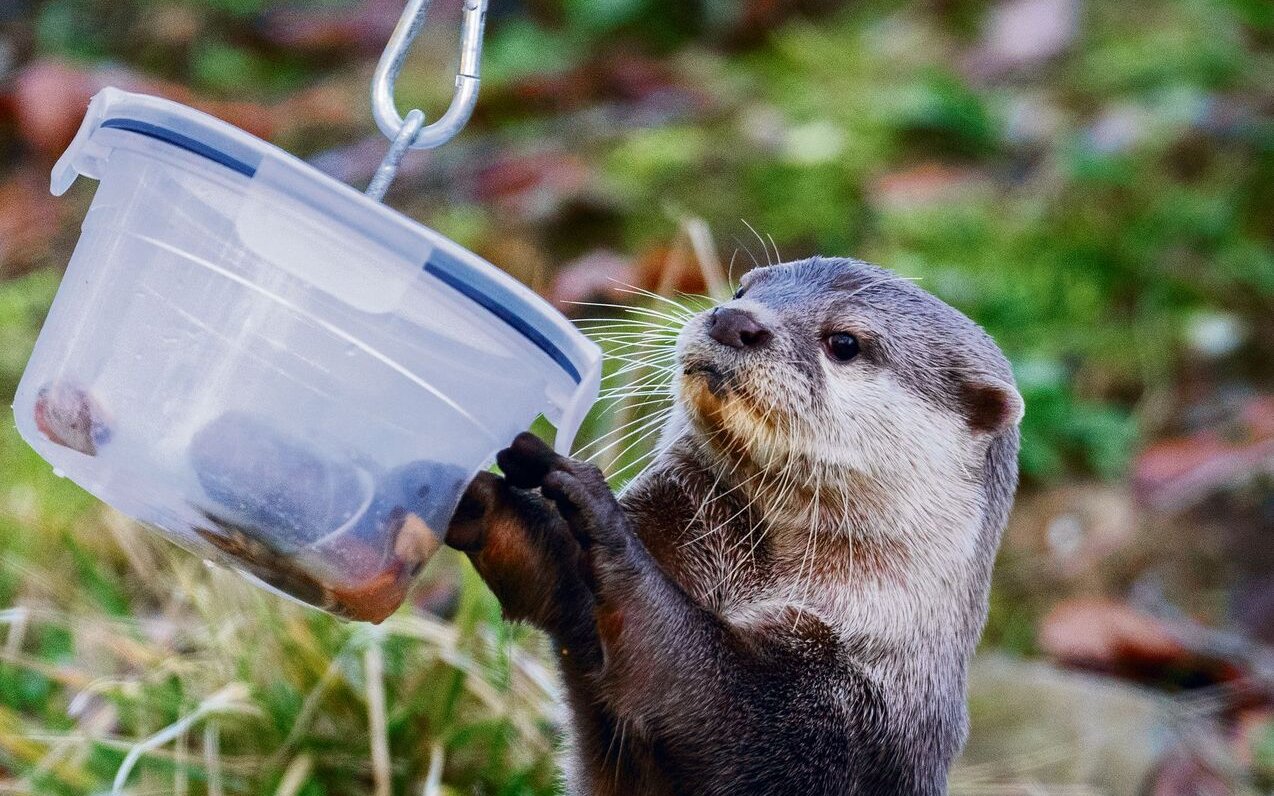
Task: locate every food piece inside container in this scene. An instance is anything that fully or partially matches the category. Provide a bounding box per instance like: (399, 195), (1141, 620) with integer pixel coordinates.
(188, 411), (464, 622)
(33, 382), (112, 456)
(190, 411), (372, 551)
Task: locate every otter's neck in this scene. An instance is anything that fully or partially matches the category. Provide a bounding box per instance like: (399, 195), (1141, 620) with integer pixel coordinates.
(647, 420), (994, 661)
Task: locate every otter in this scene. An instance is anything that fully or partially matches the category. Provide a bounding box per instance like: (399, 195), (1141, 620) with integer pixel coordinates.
(446, 257), (1023, 795)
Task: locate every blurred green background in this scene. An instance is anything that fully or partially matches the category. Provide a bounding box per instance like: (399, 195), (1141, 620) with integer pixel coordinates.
(0, 0), (1271, 793)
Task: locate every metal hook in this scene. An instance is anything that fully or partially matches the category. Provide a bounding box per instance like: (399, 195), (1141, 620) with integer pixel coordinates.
(371, 0), (489, 152)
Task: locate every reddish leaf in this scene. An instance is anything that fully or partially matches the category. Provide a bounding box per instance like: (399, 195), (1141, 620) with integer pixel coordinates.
(1039, 598), (1186, 673)
(471, 149), (591, 221)
(13, 59), (279, 160)
(635, 244), (709, 298)
(548, 249), (637, 312)
(867, 163), (990, 212)
(0, 173), (63, 277)
(259, 0), (402, 55)
(1133, 395), (1274, 512)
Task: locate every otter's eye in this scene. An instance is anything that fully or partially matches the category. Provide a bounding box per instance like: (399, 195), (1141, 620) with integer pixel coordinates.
(733, 285), (747, 299)
(824, 333), (861, 362)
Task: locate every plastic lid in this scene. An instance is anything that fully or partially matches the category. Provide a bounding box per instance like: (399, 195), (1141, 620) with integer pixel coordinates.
(53, 88), (601, 453)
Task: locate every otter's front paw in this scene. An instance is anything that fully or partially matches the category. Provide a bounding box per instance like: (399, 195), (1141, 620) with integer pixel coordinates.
(497, 433), (634, 567)
(446, 471), (586, 628)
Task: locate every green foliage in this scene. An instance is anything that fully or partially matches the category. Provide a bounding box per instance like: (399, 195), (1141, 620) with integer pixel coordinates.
(1017, 370), (1138, 480)
(483, 20), (581, 87)
(559, 0), (649, 36)
(190, 39), (309, 95)
(1254, 721), (1274, 790)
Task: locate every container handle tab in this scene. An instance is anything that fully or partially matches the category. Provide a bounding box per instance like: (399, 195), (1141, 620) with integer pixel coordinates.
(50, 88), (120, 196)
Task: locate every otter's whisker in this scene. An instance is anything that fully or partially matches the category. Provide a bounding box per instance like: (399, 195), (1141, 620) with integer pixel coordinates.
(610, 283), (705, 318)
(594, 344), (677, 361)
(588, 414), (675, 472)
(602, 395), (674, 416)
(740, 219), (774, 267)
(600, 392), (673, 407)
(590, 333), (680, 347)
(712, 505), (770, 594)
(767, 233), (782, 265)
(600, 352), (677, 373)
(596, 342), (678, 360)
(601, 363), (675, 389)
(600, 373), (674, 397)
(599, 360), (674, 378)
(731, 238), (762, 271)
(578, 310), (679, 321)
(593, 383), (672, 419)
(678, 458), (731, 539)
(599, 389), (673, 405)
(569, 301), (694, 325)
(578, 320), (682, 336)
(597, 345), (676, 363)
(600, 355), (675, 382)
(606, 441), (669, 484)
(679, 471), (765, 548)
(792, 471), (823, 627)
(580, 406), (674, 462)
(601, 366), (674, 387)
(710, 466), (784, 591)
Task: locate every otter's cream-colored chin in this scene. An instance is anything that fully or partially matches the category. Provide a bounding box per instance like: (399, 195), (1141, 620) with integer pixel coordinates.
(679, 372), (773, 449)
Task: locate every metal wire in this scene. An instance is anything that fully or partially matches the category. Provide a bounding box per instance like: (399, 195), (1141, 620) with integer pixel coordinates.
(370, 0), (489, 152)
(365, 108), (425, 200)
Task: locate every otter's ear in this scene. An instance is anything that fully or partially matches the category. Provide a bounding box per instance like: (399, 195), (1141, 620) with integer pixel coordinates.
(958, 379), (1024, 434)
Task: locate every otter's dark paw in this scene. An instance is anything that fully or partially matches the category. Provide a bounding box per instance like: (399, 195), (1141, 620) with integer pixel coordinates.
(445, 471), (502, 552)
(496, 432), (631, 557)
(446, 470), (595, 631)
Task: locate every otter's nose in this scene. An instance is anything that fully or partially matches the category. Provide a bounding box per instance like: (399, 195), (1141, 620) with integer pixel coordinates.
(707, 307), (772, 350)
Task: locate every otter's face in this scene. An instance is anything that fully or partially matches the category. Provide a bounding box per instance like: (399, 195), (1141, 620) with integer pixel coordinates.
(676, 258), (1023, 486)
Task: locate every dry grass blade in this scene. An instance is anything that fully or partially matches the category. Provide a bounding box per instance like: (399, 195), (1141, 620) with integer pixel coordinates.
(364, 634), (392, 796)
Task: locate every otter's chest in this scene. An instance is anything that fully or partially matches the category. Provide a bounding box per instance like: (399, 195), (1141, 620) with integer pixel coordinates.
(631, 503), (775, 613)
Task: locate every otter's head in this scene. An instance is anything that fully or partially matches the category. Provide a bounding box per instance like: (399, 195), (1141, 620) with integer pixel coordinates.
(676, 257), (1022, 536)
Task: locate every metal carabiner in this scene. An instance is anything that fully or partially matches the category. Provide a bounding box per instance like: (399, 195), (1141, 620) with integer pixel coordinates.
(370, 0), (489, 152)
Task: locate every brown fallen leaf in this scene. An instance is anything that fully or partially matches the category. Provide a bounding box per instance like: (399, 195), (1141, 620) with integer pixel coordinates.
(867, 162), (992, 212)
(0, 172), (64, 278)
(259, 0), (402, 55)
(1133, 395), (1274, 513)
(1038, 598), (1187, 674)
(13, 58), (280, 160)
(548, 249), (637, 312)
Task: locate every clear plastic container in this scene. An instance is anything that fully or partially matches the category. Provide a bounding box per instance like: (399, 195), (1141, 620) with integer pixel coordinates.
(14, 89), (601, 623)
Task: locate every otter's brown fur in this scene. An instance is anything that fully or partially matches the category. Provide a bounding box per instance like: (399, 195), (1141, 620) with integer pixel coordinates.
(447, 258), (1023, 795)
